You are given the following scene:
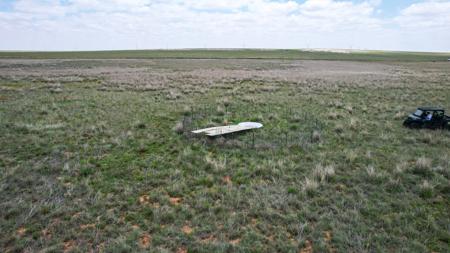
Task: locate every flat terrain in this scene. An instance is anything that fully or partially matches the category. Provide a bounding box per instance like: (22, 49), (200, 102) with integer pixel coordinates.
(0, 56), (449, 252)
(1, 49), (450, 62)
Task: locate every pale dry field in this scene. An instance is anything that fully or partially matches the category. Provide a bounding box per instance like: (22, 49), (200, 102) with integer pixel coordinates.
(1, 59), (449, 99)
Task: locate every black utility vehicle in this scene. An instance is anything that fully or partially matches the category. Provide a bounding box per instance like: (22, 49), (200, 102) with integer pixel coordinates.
(403, 107), (450, 129)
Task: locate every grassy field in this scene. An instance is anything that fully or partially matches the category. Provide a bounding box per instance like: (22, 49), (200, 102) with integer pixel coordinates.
(0, 49), (450, 62)
(0, 56), (449, 252)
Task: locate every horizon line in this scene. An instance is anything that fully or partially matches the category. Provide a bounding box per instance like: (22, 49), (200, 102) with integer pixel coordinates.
(0, 48), (449, 54)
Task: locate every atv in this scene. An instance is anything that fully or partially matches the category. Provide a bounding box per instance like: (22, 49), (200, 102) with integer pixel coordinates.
(403, 107), (450, 129)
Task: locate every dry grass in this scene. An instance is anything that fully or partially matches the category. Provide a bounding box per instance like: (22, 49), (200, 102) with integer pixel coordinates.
(302, 177), (319, 193)
(173, 121), (184, 134)
(416, 157), (432, 170)
(366, 165), (377, 177)
(311, 130), (321, 143)
(313, 164), (335, 182)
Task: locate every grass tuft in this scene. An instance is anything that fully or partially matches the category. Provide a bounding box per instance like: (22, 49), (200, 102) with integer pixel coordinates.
(302, 177), (319, 194)
(313, 164), (335, 182)
(414, 157), (432, 175)
(419, 180), (434, 198)
(173, 121), (184, 134)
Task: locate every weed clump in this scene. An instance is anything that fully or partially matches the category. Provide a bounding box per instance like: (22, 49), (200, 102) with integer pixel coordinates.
(366, 165), (376, 177)
(166, 90), (181, 100)
(134, 121), (146, 129)
(334, 124), (344, 134)
(50, 87), (63, 93)
(394, 161), (408, 175)
(345, 105), (353, 114)
(173, 121), (184, 134)
(311, 130), (321, 143)
(302, 177), (319, 194)
(413, 157), (432, 176)
(216, 105), (225, 116)
(345, 150), (358, 163)
(313, 164), (335, 182)
(47, 82), (63, 93)
(328, 111), (340, 120)
(182, 105), (192, 116)
(349, 117), (359, 131)
(419, 180), (434, 198)
(394, 111), (404, 120)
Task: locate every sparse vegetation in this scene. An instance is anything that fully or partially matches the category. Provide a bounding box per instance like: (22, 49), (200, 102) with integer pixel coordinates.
(0, 54), (449, 252)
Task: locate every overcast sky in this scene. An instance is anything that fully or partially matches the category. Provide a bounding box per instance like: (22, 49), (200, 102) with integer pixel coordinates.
(0, 0), (449, 52)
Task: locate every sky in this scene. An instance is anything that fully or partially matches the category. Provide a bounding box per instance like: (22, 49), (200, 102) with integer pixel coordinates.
(0, 0), (449, 52)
